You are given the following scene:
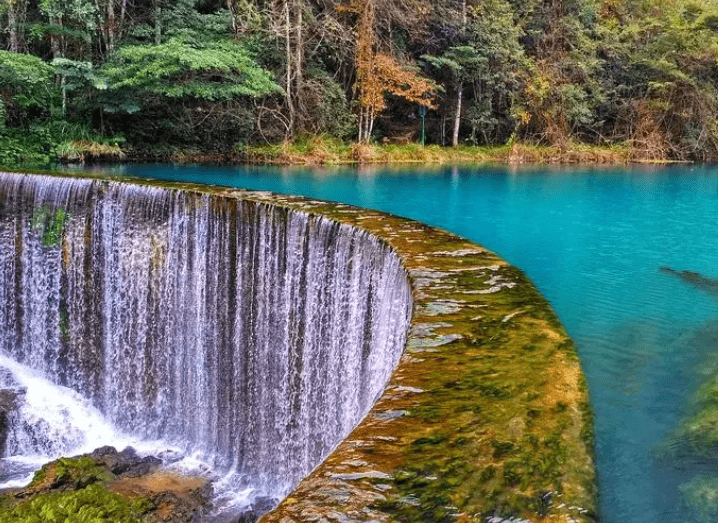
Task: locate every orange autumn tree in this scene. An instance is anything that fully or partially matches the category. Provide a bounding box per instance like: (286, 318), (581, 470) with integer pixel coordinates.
(341, 0), (437, 142)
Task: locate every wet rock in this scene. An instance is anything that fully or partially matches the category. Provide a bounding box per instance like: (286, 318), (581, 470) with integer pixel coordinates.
(331, 471), (392, 481)
(0, 389), (21, 413)
(108, 471), (210, 523)
(230, 496), (278, 523)
(0, 387), (24, 457)
(371, 410), (406, 422)
(90, 445), (162, 477)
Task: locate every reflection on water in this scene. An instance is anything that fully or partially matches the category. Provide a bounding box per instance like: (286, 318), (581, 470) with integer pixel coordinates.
(65, 163), (718, 523)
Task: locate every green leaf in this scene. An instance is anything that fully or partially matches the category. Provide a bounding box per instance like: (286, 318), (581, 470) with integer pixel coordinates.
(101, 38), (280, 111)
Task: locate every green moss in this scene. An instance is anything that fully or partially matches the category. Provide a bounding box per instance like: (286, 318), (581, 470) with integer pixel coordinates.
(29, 456), (113, 491)
(0, 484), (152, 523)
(491, 440), (515, 459)
(662, 360), (718, 459)
(30, 205), (69, 248)
(412, 432), (449, 447)
(580, 400), (595, 448)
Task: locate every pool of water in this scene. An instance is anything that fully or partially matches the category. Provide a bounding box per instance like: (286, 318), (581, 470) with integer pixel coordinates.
(70, 163), (718, 523)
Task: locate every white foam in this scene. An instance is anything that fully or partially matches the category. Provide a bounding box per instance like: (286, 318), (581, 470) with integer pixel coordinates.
(0, 353), (176, 487)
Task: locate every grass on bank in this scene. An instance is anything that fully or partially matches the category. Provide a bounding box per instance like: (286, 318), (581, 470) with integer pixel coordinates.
(55, 139), (126, 163)
(0, 123), (126, 169)
(237, 135), (633, 166)
(0, 130), (646, 169)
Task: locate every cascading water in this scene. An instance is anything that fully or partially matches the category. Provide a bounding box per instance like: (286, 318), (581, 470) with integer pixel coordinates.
(0, 172), (413, 517)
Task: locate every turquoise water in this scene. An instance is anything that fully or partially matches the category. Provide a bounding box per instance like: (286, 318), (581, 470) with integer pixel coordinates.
(71, 163), (718, 523)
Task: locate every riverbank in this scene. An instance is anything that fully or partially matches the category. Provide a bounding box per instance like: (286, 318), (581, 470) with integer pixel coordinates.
(2, 132), (679, 170)
(237, 138), (632, 166)
(45, 136), (638, 168)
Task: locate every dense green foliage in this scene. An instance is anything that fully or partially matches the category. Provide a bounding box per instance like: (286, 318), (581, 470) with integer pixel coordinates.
(0, 457), (150, 523)
(2, 0), (718, 164)
(0, 484), (151, 523)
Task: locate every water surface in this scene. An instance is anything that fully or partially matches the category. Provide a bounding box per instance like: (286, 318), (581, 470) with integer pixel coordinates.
(72, 163), (718, 523)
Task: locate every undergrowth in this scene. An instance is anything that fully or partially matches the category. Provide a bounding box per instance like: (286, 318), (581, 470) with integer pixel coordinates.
(237, 135), (633, 166)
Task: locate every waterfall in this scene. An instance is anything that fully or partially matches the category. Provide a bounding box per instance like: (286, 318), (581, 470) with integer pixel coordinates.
(0, 172), (412, 514)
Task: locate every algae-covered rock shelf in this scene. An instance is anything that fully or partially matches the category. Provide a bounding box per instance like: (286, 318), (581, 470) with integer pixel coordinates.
(0, 171), (594, 522)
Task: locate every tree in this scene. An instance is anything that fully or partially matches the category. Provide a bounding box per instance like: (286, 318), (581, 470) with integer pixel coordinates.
(102, 38), (278, 101)
(100, 37), (280, 147)
(422, 0), (524, 145)
(2, 0), (28, 52)
(0, 50), (56, 125)
(424, 45), (484, 146)
(343, 0), (436, 142)
(592, 0), (718, 160)
(38, 0), (100, 59)
(52, 58), (106, 117)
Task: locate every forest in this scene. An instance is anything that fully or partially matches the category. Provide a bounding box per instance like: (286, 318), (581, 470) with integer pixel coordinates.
(2, 0), (718, 166)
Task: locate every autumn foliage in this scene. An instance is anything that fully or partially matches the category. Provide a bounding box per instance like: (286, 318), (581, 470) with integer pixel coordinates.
(342, 0), (436, 142)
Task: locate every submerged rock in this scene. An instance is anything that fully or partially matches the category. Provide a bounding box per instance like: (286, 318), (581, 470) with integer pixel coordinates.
(660, 267), (718, 298)
(680, 476), (718, 523)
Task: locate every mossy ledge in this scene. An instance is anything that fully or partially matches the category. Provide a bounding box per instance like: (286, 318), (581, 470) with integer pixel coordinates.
(2, 170), (596, 523)
(0, 448), (209, 523)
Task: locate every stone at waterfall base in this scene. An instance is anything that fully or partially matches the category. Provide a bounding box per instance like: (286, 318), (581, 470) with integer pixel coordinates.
(0, 446), (211, 522)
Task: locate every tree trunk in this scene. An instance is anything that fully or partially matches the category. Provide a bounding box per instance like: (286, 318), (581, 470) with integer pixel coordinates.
(355, 0), (375, 143)
(120, 0), (127, 27)
(452, 0), (467, 147)
(227, 0), (238, 35)
(106, 0), (116, 51)
(61, 76), (67, 117)
(294, 0), (303, 122)
(8, 6), (19, 52)
(7, 0), (29, 52)
(284, 0), (295, 136)
(50, 16), (63, 58)
(453, 83), (462, 146)
(154, 0), (162, 45)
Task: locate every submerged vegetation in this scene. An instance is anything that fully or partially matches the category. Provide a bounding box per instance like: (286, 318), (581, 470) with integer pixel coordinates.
(2, 0), (718, 166)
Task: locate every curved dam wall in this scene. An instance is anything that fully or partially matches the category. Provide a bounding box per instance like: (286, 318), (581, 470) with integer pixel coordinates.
(0, 172), (412, 504)
(0, 171), (596, 523)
